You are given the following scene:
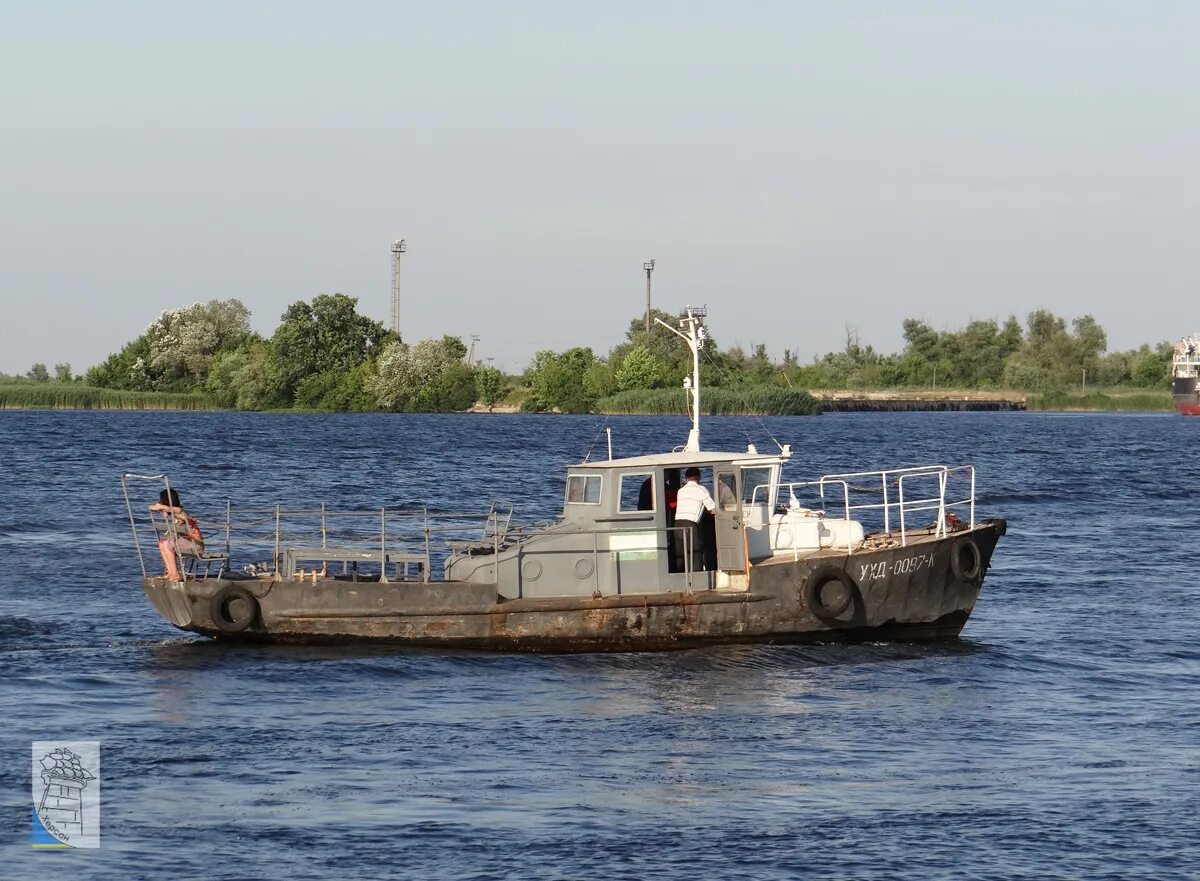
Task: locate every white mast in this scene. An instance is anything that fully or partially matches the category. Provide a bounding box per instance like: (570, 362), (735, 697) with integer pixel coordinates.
(655, 306), (707, 452)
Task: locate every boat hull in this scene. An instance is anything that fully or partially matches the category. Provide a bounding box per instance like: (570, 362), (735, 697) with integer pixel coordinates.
(142, 521), (1005, 652)
(1173, 377), (1200, 415)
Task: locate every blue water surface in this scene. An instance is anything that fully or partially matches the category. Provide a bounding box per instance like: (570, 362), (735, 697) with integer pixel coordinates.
(0, 411), (1197, 880)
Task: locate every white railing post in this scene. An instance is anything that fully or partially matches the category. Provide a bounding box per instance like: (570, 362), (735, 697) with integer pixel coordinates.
(423, 507), (431, 583)
(842, 481), (852, 553)
(937, 471), (947, 537)
(685, 528), (693, 590)
(593, 531), (601, 595)
(274, 504), (281, 578)
(881, 474), (890, 534)
(898, 476), (907, 547)
(970, 467), (976, 528)
(119, 475), (147, 579)
(380, 507), (389, 583)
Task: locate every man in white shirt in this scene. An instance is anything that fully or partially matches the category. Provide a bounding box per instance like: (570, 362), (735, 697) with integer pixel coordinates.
(675, 467), (715, 571)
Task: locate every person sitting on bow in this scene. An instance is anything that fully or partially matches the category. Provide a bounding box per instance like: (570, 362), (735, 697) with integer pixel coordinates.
(149, 488), (204, 580)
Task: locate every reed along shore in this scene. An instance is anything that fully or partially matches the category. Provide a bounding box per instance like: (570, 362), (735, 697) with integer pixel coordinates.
(0, 384), (214, 411)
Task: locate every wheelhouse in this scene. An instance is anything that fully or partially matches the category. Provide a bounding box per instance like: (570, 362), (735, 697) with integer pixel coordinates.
(569, 449), (785, 577)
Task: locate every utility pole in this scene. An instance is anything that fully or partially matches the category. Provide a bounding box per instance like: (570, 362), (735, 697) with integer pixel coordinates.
(643, 258), (655, 335)
(390, 239), (406, 338)
(1081, 367), (1086, 395)
(467, 335), (480, 366)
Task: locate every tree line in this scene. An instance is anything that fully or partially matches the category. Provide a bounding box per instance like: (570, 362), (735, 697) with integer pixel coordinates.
(784, 312), (1172, 392)
(49, 295), (501, 412)
(3, 298), (1175, 412)
(517, 308), (1173, 412)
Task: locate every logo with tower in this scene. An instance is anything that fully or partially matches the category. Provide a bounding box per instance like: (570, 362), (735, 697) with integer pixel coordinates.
(32, 741), (100, 849)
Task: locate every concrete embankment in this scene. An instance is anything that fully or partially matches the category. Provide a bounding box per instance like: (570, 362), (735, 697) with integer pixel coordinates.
(810, 391), (1026, 412)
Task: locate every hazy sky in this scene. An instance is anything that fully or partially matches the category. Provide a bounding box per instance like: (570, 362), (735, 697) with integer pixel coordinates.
(2, 1), (1196, 375)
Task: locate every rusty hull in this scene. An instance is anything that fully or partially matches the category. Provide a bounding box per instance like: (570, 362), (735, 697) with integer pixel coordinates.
(142, 520), (1005, 652)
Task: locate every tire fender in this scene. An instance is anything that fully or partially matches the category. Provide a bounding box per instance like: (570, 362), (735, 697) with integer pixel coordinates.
(950, 539), (983, 584)
(802, 565), (855, 619)
(209, 584), (259, 634)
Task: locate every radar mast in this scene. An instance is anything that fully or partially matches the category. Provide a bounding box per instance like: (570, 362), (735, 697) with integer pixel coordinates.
(655, 306), (707, 452)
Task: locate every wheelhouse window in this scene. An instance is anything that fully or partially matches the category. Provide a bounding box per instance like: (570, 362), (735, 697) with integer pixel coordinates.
(741, 467), (774, 506)
(566, 474), (602, 505)
(619, 473), (654, 512)
(717, 472), (739, 511)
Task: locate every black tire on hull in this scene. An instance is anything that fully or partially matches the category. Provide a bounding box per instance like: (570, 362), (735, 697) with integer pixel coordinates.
(950, 539), (983, 584)
(210, 585), (259, 634)
(803, 565), (855, 619)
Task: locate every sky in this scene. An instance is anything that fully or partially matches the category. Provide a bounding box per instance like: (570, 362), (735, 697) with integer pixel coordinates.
(1, 1), (1196, 375)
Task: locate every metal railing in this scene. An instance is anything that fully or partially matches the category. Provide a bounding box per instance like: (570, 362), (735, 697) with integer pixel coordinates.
(124, 475), (714, 593)
(122, 472), (512, 584)
(750, 464), (976, 553)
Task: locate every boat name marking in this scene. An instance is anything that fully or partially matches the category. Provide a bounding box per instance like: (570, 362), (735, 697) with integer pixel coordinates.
(858, 552), (936, 582)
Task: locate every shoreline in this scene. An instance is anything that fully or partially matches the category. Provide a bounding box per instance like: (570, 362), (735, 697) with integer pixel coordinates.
(3, 402), (1176, 415)
(2, 384), (1173, 414)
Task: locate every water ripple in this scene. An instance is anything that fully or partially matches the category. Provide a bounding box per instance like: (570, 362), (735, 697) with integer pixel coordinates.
(1, 410), (1198, 880)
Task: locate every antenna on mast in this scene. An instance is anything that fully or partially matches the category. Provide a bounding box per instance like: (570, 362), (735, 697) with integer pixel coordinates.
(655, 305), (707, 452)
(643, 259), (655, 334)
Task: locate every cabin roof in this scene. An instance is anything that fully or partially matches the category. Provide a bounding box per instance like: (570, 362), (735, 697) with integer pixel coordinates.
(574, 450), (784, 470)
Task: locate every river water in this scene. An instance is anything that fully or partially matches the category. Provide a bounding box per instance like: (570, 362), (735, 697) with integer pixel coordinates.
(0, 411), (1197, 879)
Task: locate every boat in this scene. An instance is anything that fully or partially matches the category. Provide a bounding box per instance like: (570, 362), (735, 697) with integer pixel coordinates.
(1172, 334), (1200, 415)
(123, 307), (1006, 652)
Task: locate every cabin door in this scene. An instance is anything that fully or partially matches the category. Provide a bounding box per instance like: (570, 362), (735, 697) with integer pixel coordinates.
(712, 467), (746, 572)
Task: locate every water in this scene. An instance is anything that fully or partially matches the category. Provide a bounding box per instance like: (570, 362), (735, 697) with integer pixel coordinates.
(1, 411), (1197, 879)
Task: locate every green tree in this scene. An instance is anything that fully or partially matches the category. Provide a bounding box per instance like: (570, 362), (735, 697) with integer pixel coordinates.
(86, 335), (152, 390)
(999, 315), (1024, 352)
(145, 299), (253, 386)
(583, 360), (617, 400)
(624, 309), (689, 363)
(439, 335), (468, 363)
(955, 320), (1007, 386)
(1131, 344), (1171, 387)
(295, 361), (377, 411)
(86, 299), (253, 391)
(1094, 350), (1133, 386)
(748, 343), (775, 383)
(436, 362), (478, 411)
(53, 363), (72, 382)
(267, 294), (388, 406)
(26, 363), (49, 383)
(902, 319), (940, 363)
(206, 342), (273, 410)
(371, 338), (452, 410)
(474, 366), (505, 410)
(620, 308), (721, 377)
(615, 345), (671, 391)
(1071, 315), (1107, 366)
(526, 347), (596, 412)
